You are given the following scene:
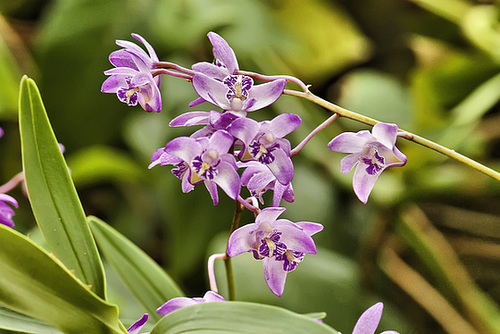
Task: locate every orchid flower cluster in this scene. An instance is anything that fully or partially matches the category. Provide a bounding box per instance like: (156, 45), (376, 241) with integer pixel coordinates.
(99, 31), (405, 331)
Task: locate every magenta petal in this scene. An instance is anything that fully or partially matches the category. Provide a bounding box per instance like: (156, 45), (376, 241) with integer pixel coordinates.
(255, 207), (286, 227)
(212, 161), (241, 200)
(266, 149), (294, 185)
(245, 79), (286, 112)
(132, 33), (159, 62)
(340, 153), (362, 174)
(227, 117), (260, 146)
(328, 131), (372, 154)
(164, 137), (201, 163)
(372, 123), (398, 148)
(263, 257), (288, 297)
(295, 221), (324, 237)
(208, 130), (234, 154)
(101, 75), (128, 93)
(169, 111), (210, 127)
(192, 62), (228, 81)
(204, 180), (219, 205)
(352, 163), (380, 204)
(207, 32), (239, 74)
(272, 220), (317, 254)
(268, 113), (301, 138)
(0, 194), (18, 207)
(227, 223), (258, 257)
(156, 297), (197, 316)
(127, 313), (148, 334)
(202, 291), (226, 302)
(353, 303), (384, 334)
(192, 73), (230, 109)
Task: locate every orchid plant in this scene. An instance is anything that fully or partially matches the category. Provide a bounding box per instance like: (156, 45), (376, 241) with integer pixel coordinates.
(0, 27), (498, 334)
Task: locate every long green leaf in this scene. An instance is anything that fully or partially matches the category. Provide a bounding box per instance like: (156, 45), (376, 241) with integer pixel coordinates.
(150, 301), (339, 333)
(0, 224), (126, 333)
(0, 307), (62, 334)
(18, 75), (106, 298)
(89, 216), (184, 321)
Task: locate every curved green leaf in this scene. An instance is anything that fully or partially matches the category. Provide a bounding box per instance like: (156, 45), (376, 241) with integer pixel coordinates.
(18, 75), (106, 298)
(150, 301), (339, 334)
(89, 216), (184, 322)
(0, 224), (126, 333)
(0, 307), (62, 334)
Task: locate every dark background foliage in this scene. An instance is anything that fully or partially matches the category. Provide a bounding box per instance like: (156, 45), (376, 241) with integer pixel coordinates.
(1, 0), (499, 333)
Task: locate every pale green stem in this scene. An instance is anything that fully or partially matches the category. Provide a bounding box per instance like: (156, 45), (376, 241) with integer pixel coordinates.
(284, 89), (500, 182)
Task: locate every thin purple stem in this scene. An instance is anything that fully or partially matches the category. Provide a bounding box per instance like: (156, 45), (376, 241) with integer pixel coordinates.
(0, 172), (24, 194)
(237, 195), (261, 215)
(291, 113), (340, 157)
(208, 253), (227, 293)
(237, 70), (310, 93)
(151, 69), (192, 81)
(155, 62), (194, 76)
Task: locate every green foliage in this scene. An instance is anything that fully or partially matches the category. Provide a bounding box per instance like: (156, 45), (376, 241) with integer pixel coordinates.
(19, 76), (106, 298)
(89, 216), (184, 322)
(0, 224), (125, 333)
(150, 301), (339, 334)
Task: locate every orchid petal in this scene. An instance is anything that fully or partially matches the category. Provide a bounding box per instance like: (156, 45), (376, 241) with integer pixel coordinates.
(207, 32), (239, 74)
(295, 221), (324, 237)
(353, 303), (383, 334)
(244, 79), (286, 112)
(192, 62), (228, 81)
(352, 163), (381, 204)
(254, 207), (286, 227)
(263, 256), (288, 297)
(266, 149), (294, 185)
(164, 137), (201, 163)
(372, 123), (398, 149)
(268, 113), (302, 138)
(328, 131), (372, 153)
(127, 314), (148, 334)
(227, 223), (258, 257)
(156, 297), (197, 316)
(192, 73), (230, 109)
(212, 161), (241, 200)
(169, 111), (210, 127)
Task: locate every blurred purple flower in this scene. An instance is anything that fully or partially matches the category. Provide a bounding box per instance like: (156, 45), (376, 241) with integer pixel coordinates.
(352, 303), (399, 334)
(227, 207), (322, 297)
(102, 34), (162, 112)
(227, 113), (300, 185)
(190, 32), (286, 114)
(127, 313), (148, 334)
(0, 127), (3, 138)
(156, 291), (225, 316)
(327, 123), (407, 204)
(0, 193), (18, 227)
(156, 130), (240, 205)
(240, 161), (294, 207)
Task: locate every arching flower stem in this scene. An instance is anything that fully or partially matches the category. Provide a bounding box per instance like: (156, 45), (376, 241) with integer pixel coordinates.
(0, 172), (24, 194)
(155, 61), (194, 76)
(284, 89), (500, 182)
(151, 69), (192, 81)
(291, 113), (340, 157)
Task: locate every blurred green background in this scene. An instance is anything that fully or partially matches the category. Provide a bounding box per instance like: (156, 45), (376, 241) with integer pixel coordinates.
(1, 0), (500, 333)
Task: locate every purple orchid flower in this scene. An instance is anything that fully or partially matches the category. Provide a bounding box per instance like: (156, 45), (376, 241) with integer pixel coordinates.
(351, 303), (399, 334)
(227, 207), (323, 297)
(0, 194), (18, 227)
(157, 130), (240, 205)
(0, 127), (3, 138)
(156, 291), (226, 316)
(169, 110), (242, 138)
(227, 113), (301, 185)
(240, 161), (294, 207)
(102, 34), (162, 112)
(190, 32), (286, 115)
(127, 313), (149, 334)
(327, 123), (407, 204)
